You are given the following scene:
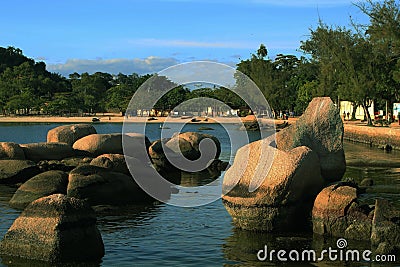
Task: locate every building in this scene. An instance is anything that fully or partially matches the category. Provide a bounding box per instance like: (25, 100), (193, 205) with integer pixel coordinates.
(340, 101), (374, 120)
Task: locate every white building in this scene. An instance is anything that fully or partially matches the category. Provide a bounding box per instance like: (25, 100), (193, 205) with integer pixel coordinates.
(340, 101), (374, 120)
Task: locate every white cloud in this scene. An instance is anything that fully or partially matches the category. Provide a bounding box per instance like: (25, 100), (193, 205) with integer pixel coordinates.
(47, 56), (179, 76)
(128, 38), (259, 49)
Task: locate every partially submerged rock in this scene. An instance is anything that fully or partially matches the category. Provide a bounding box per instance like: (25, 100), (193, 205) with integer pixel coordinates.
(9, 170), (68, 209)
(276, 97), (346, 182)
(0, 159), (40, 184)
(67, 165), (152, 205)
(73, 133), (150, 157)
(165, 132), (221, 160)
(222, 138), (323, 231)
(0, 142), (25, 160)
(20, 142), (75, 162)
(0, 194), (104, 263)
(149, 139), (179, 172)
(47, 124), (97, 146)
(312, 183), (373, 240)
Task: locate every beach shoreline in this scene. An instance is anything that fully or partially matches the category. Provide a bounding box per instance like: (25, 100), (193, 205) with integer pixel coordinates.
(0, 114), (294, 125)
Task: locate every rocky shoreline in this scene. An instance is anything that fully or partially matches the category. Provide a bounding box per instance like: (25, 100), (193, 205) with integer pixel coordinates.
(0, 98), (398, 264)
(0, 124), (227, 264)
(222, 97), (400, 257)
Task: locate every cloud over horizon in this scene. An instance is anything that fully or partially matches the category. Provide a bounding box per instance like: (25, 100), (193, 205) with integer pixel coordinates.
(47, 56), (179, 76)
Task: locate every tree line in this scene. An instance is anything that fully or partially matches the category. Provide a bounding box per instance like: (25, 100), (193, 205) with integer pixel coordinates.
(0, 0), (398, 121)
(238, 0), (400, 124)
(0, 47), (247, 116)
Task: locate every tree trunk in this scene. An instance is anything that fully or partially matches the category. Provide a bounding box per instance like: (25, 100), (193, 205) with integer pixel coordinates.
(351, 102), (357, 120)
(362, 102), (373, 126)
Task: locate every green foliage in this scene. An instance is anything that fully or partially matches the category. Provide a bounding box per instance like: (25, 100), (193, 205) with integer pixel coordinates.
(295, 80), (318, 114)
(0, 47), (152, 115)
(236, 48), (317, 115)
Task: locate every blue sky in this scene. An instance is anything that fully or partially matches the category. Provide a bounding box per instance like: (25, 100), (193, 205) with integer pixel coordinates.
(0, 0), (369, 76)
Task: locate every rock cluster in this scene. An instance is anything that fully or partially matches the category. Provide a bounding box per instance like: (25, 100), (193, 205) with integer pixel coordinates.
(312, 183), (373, 240)
(0, 124), (226, 209)
(312, 183), (400, 254)
(0, 125), (159, 208)
(0, 124), (227, 263)
(222, 97), (400, 257)
(222, 97), (344, 231)
(149, 132), (226, 178)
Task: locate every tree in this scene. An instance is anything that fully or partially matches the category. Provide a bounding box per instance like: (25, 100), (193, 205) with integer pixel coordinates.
(236, 50), (274, 113)
(106, 84), (134, 114)
(257, 44), (268, 59)
(356, 0), (400, 113)
(154, 86), (190, 111)
(301, 23), (377, 125)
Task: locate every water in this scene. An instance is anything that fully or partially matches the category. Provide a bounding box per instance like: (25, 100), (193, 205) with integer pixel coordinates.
(0, 123), (398, 266)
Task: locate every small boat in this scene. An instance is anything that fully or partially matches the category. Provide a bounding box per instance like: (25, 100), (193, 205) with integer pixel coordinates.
(92, 117), (100, 122)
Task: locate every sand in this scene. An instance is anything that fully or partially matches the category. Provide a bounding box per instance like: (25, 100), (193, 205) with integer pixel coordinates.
(0, 114), (290, 125)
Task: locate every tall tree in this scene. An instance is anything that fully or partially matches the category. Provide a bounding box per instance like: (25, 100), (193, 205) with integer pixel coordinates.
(301, 23), (377, 124)
(356, 0), (400, 110)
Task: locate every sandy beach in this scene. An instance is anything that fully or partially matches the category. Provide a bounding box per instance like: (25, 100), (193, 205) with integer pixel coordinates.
(0, 114), (292, 126)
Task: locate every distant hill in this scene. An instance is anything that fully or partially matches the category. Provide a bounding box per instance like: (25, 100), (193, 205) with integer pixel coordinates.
(0, 46), (34, 74)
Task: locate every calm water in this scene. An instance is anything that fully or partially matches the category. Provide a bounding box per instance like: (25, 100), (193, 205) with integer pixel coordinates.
(0, 123), (398, 266)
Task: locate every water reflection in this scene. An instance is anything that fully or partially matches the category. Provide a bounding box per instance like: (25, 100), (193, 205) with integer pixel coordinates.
(95, 203), (163, 233)
(223, 228), (314, 266)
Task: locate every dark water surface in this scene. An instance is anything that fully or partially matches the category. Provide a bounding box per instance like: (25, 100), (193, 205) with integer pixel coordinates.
(0, 123), (398, 266)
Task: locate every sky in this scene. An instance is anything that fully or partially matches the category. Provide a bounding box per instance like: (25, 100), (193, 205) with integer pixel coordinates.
(0, 0), (370, 77)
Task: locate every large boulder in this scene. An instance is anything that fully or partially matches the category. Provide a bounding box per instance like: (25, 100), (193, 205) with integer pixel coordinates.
(149, 139), (180, 172)
(73, 133), (151, 158)
(165, 132), (221, 160)
(9, 170), (68, 209)
(276, 97), (346, 182)
(90, 154), (130, 175)
(47, 124), (97, 146)
(371, 198), (400, 254)
(312, 183), (373, 240)
(222, 138), (323, 231)
(0, 194), (104, 263)
(0, 142), (25, 160)
(0, 160), (40, 184)
(67, 165), (152, 206)
(20, 142), (75, 162)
